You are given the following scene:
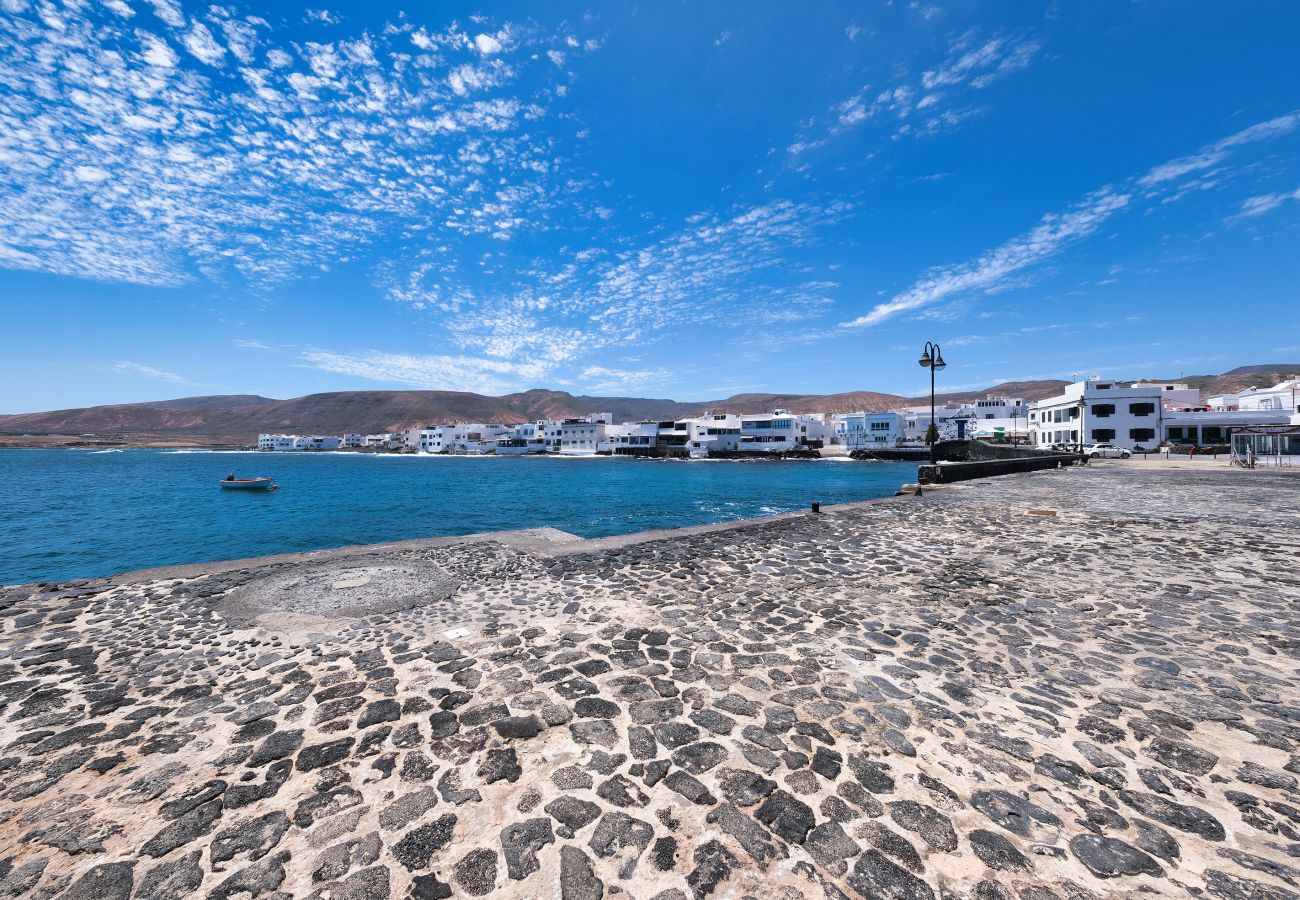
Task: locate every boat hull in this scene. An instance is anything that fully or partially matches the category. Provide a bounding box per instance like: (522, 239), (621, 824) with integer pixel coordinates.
(219, 478), (275, 490)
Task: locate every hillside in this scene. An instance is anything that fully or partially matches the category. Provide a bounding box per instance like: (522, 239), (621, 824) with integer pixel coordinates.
(0, 367), (1287, 447)
(1174, 369), (1300, 400)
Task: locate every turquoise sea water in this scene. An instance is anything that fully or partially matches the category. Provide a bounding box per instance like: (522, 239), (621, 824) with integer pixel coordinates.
(0, 449), (914, 586)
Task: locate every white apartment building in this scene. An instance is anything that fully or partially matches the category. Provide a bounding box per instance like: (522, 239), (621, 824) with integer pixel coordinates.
(257, 433), (340, 451)
(444, 424), (509, 454)
(600, 423), (637, 453)
(738, 411), (799, 450)
(415, 426), (446, 453)
(613, 422), (661, 454)
(342, 433), (364, 448)
(686, 414), (742, 457)
(558, 420), (605, 454)
(969, 395), (1027, 420)
(257, 434), (298, 451)
(1030, 378), (1196, 450)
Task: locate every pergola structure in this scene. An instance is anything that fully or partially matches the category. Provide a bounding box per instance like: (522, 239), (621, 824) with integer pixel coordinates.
(1230, 424), (1300, 467)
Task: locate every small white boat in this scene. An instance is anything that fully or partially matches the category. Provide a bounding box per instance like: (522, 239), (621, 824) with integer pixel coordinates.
(219, 476), (278, 491)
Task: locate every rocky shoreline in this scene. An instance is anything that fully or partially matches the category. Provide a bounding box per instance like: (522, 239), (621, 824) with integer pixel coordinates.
(1, 463), (1298, 899)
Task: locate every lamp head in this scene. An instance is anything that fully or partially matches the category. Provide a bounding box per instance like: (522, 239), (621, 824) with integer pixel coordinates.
(933, 354), (946, 371)
(918, 350), (932, 368)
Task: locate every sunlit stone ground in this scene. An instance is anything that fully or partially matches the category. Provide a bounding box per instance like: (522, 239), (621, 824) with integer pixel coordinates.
(1, 462), (1298, 900)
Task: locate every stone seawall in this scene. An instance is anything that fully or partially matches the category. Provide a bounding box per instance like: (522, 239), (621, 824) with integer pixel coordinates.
(919, 454), (1084, 484)
(1, 464), (1298, 900)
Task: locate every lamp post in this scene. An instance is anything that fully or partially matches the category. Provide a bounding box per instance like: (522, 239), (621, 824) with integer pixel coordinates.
(918, 341), (946, 462)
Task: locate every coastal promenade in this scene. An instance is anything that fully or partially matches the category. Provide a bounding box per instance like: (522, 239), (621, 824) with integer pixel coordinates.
(1, 464), (1298, 899)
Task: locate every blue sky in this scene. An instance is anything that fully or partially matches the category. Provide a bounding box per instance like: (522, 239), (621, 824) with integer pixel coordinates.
(2, 0), (1298, 412)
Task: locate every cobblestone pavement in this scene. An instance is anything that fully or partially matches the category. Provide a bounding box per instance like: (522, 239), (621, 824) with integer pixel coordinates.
(2, 463), (1299, 900)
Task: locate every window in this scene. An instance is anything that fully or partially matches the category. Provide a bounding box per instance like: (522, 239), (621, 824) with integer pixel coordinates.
(1091, 404), (1114, 417)
(1129, 428), (1155, 441)
(1129, 402), (1155, 416)
(1091, 429), (1116, 441)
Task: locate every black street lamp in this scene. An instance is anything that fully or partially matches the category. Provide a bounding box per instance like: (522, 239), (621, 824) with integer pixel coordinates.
(918, 341), (946, 462)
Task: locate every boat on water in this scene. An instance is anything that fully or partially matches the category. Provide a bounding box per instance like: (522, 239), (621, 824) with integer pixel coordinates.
(219, 475), (278, 491)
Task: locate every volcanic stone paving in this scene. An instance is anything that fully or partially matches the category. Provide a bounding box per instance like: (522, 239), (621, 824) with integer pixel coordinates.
(2, 464), (1299, 900)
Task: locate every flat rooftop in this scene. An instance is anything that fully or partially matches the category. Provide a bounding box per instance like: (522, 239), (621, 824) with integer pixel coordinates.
(1, 463), (1297, 899)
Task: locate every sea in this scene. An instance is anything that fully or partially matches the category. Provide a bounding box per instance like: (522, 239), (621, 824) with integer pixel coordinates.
(0, 449), (914, 586)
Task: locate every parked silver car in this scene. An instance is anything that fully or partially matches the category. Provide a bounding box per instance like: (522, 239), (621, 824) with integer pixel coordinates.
(1083, 443), (1131, 459)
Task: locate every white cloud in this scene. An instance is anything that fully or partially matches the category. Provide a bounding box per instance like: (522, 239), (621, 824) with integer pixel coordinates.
(0, 1), (577, 288)
(1232, 187), (1300, 220)
(1139, 111), (1300, 189)
(301, 349), (548, 394)
(841, 190), (1130, 328)
(794, 28), (1039, 154)
(579, 366), (674, 394)
(386, 199), (852, 367)
(112, 361), (191, 383)
(137, 31), (179, 67)
(473, 31), (505, 55)
(181, 22), (225, 65)
(145, 0), (185, 28)
(842, 112), (1300, 329)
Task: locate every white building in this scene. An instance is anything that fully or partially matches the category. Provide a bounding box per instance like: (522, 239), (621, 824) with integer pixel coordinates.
(600, 423), (637, 453)
(738, 411), (799, 451)
(613, 422), (661, 455)
(1162, 408), (1298, 446)
(364, 433), (405, 450)
(685, 414), (742, 457)
(444, 424), (509, 454)
(414, 426), (447, 453)
(342, 433), (364, 448)
(897, 405), (971, 442)
(1030, 378), (1196, 450)
(835, 412), (906, 448)
(558, 420), (606, 454)
(292, 435), (340, 451)
(1208, 379), (1300, 413)
(968, 395), (1027, 421)
(257, 433), (339, 451)
(498, 422), (548, 454)
(257, 434), (298, 451)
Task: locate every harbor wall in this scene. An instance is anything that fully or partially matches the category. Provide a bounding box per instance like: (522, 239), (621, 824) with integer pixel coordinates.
(918, 452), (1085, 484)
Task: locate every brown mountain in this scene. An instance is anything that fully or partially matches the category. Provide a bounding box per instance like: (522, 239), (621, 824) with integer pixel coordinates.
(683, 391), (908, 416)
(1166, 368), (1300, 401)
(920, 379), (1072, 406)
(1, 368), (1284, 448)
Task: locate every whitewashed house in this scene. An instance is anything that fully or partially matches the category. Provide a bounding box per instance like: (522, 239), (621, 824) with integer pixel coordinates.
(685, 414), (742, 457)
(342, 433), (364, 448)
(497, 422), (548, 455)
(613, 422), (661, 455)
(559, 420), (605, 454)
(897, 405), (970, 443)
(600, 423), (637, 453)
(257, 434), (298, 451)
(835, 412), (905, 448)
(445, 424), (509, 454)
(292, 435), (340, 451)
